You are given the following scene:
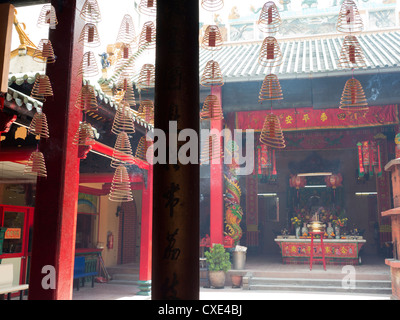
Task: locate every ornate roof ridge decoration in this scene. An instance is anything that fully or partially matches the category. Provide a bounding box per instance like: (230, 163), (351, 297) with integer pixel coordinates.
(201, 60), (224, 87)
(13, 9), (37, 50)
(6, 87), (43, 111)
(80, 0), (102, 24)
(339, 77), (368, 111)
(139, 0), (157, 17)
(201, 0), (224, 12)
(259, 113), (286, 149)
(259, 74), (283, 102)
(338, 35), (366, 69)
(336, 0), (364, 34)
(201, 25), (224, 51)
(257, 1), (282, 35)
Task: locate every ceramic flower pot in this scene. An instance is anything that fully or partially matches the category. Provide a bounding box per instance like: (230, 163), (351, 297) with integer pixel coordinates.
(208, 270), (226, 289)
(231, 275), (243, 288)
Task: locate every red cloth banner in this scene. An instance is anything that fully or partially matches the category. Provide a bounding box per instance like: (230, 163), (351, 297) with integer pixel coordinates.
(235, 105), (399, 132)
(246, 175), (259, 247)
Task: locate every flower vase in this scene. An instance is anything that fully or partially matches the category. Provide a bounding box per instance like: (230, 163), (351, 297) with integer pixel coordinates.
(301, 223), (308, 237)
(295, 227), (300, 239)
(335, 226), (340, 239)
(327, 222), (334, 239)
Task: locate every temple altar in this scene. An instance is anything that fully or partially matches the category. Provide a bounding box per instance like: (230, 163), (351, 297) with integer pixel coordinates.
(275, 237), (366, 266)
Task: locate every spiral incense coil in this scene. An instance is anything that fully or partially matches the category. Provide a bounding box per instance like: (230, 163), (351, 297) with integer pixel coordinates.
(80, 0), (102, 23)
(28, 112), (50, 139)
(139, 0), (157, 17)
(109, 165), (133, 202)
(111, 132), (134, 168)
(200, 95), (224, 120)
(259, 113), (286, 149)
(337, 0), (364, 34)
(79, 23), (101, 47)
(116, 75), (137, 106)
(24, 151), (47, 178)
(116, 15), (137, 45)
(259, 74), (283, 102)
(201, 25), (223, 51)
(112, 104), (135, 135)
(78, 51), (100, 78)
(201, 0), (224, 12)
(75, 84), (98, 112)
(114, 52), (136, 79)
(73, 122), (95, 146)
(137, 64), (155, 90)
(31, 75), (54, 101)
(33, 39), (56, 64)
(339, 78), (368, 111)
(257, 1), (282, 34)
(138, 21), (156, 50)
(135, 136), (153, 162)
(37, 4), (58, 29)
(338, 35), (366, 69)
(138, 100), (154, 124)
(259, 36), (283, 68)
(200, 60), (224, 87)
(200, 134), (224, 165)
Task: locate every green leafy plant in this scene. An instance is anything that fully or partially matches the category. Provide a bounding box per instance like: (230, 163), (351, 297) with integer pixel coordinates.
(204, 243), (231, 272)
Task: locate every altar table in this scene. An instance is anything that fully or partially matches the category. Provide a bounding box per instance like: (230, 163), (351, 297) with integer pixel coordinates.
(275, 237), (366, 266)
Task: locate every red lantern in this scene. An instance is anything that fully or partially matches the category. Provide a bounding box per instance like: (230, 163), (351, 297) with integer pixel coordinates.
(325, 174), (343, 189)
(289, 175), (307, 189)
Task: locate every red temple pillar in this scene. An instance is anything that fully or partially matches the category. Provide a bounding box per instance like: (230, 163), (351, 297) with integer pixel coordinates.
(138, 163), (153, 296)
(210, 86), (224, 245)
(28, 0), (84, 300)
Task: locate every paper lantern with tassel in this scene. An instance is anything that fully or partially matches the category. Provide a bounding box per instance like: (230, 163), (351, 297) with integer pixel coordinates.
(31, 75), (54, 101)
(116, 14), (137, 45)
(139, 0), (157, 17)
(337, 0), (364, 34)
(200, 134), (224, 165)
(259, 36), (283, 68)
(259, 113), (286, 149)
(138, 21), (156, 50)
(136, 64), (155, 90)
(201, 25), (223, 51)
(338, 35), (366, 69)
(78, 51), (100, 78)
(339, 77), (368, 111)
(37, 4), (58, 29)
(257, 1), (282, 34)
(259, 74), (283, 102)
(80, 0), (102, 23)
(28, 112), (49, 139)
(112, 103), (135, 135)
(79, 23), (101, 47)
(200, 95), (224, 120)
(201, 60), (224, 87)
(257, 145), (277, 180)
(109, 165), (133, 202)
(111, 132), (134, 168)
(24, 151), (47, 178)
(33, 39), (56, 64)
(73, 122), (95, 146)
(201, 0), (224, 12)
(289, 174), (307, 198)
(75, 84), (98, 112)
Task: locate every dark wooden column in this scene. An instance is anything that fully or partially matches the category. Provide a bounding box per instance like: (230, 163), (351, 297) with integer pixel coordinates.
(152, 1), (200, 300)
(28, 0), (84, 300)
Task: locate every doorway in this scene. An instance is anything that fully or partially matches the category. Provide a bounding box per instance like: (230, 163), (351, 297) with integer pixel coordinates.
(117, 200), (137, 264)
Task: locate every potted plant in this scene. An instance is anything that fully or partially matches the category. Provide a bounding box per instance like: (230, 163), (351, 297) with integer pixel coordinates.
(205, 243), (231, 289)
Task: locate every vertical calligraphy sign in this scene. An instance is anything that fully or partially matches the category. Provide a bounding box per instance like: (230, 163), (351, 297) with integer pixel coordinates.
(246, 175), (259, 247)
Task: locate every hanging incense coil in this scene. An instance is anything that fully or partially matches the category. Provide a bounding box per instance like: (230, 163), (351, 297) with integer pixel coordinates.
(200, 95), (224, 120)
(116, 15), (137, 45)
(135, 136), (153, 162)
(109, 165), (133, 202)
(31, 75), (54, 101)
(111, 132), (134, 168)
(75, 84), (98, 112)
(201, 25), (223, 51)
(200, 134), (224, 165)
(24, 151), (47, 178)
(116, 74), (137, 106)
(257, 1), (282, 34)
(114, 45), (136, 78)
(80, 0), (102, 23)
(73, 122), (95, 146)
(259, 36), (283, 68)
(337, 0), (364, 34)
(338, 35), (366, 69)
(28, 112), (50, 139)
(201, 60), (224, 87)
(137, 64), (155, 90)
(78, 51), (100, 77)
(259, 113), (286, 149)
(33, 39), (56, 64)
(79, 23), (101, 47)
(139, 0), (157, 17)
(112, 104), (135, 135)
(340, 78), (368, 111)
(37, 4), (58, 29)
(138, 100), (154, 124)
(201, 0), (224, 12)
(138, 21), (156, 50)
(259, 74), (283, 102)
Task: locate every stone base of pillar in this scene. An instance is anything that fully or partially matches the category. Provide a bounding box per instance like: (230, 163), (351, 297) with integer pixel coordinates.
(137, 280), (151, 296)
